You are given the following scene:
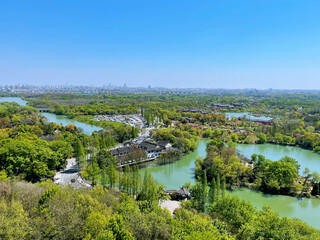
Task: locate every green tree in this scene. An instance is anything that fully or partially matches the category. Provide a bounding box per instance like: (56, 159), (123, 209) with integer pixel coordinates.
(303, 167), (311, 185)
(106, 163), (119, 189)
(131, 165), (141, 197)
(258, 133), (267, 144)
(0, 200), (30, 239)
(208, 178), (217, 204)
(216, 174), (221, 202)
(84, 211), (109, 239)
(210, 196), (256, 230)
(221, 176), (226, 198)
(74, 138), (85, 158)
(138, 169), (162, 210)
(86, 159), (100, 185)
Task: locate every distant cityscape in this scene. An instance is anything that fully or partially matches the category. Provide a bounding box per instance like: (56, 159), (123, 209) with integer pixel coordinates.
(1, 84), (320, 94)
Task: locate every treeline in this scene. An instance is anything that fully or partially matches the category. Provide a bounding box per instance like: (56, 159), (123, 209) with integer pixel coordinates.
(1, 176), (319, 239)
(74, 115), (139, 143)
(81, 148), (160, 201)
(26, 92), (320, 123)
(140, 103), (226, 126)
(141, 106), (163, 127)
(50, 102), (139, 117)
(234, 121), (320, 153)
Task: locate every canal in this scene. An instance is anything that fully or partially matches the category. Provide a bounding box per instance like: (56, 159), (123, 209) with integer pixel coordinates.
(42, 113), (103, 135)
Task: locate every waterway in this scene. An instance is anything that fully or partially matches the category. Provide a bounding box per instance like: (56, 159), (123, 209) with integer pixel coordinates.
(140, 140), (320, 229)
(237, 143), (320, 173)
(0, 97), (27, 106)
(42, 113), (103, 135)
(139, 140), (208, 189)
(225, 112), (273, 121)
(0, 97), (102, 135)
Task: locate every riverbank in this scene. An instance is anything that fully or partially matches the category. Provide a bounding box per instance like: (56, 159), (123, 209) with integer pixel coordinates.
(141, 139), (320, 229)
(236, 142), (320, 173)
(192, 138), (319, 199)
(42, 112), (103, 135)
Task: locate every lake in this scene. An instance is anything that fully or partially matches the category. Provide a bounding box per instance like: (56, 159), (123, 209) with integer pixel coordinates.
(0, 97), (102, 135)
(42, 113), (103, 135)
(225, 112), (273, 121)
(141, 140), (320, 229)
(237, 143), (320, 173)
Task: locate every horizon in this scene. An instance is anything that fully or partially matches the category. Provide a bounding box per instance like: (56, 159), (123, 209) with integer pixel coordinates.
(2, 83), (320, 92)
(1, 1), (320, 89)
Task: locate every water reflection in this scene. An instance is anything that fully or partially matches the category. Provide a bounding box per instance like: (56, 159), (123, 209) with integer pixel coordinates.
(142, 140), (320, 229)
(237, 143), (320, 173)
(42, 113), (103, 135)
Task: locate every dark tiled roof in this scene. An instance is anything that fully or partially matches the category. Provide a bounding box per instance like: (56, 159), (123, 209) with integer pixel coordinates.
(176, 187), (190, 196)
(111, 145), (139, 156)
(157, 141), (170, 147)
(139, 142), (157, 150)
(118, 147), (131, 154)
(111, 149), (119, 156)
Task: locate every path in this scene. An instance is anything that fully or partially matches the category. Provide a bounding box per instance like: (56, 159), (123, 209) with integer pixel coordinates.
(54, 158), (91, 189)
(159, 200), (181, 216)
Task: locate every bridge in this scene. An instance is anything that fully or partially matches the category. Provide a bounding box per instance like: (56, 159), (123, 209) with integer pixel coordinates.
(38, 108), (50, 113)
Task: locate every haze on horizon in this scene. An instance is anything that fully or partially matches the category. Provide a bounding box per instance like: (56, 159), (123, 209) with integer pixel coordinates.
(1, 0), (320, 89)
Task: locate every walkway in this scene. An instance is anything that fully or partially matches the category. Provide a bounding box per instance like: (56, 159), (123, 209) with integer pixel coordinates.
(54, 158), (91, 189)
(159, 200), (181, 216)
(117, 157), (156, 167)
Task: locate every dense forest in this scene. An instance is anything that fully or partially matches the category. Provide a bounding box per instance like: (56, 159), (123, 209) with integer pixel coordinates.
(1, 175), (320, 239)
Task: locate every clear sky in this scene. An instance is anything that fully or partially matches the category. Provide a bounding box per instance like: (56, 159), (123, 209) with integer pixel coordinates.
(1, 0), (320, 89)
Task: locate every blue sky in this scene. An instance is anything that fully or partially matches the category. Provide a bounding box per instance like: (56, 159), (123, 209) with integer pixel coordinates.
(1, 0), (320, 89)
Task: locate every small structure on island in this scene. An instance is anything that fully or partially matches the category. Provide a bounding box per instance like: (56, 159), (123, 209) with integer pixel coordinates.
(175, 187), (191, 199)
(164, 187), (191, 200)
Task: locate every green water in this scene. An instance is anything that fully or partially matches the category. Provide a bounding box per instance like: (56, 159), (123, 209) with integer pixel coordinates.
(225, 112), (273, 121)
(141, 140), (320, 229)
(0, 97), (27, 106)
(237, 143), (320, 173)
(0, 97), (102, 135)
(140, 140), (209, 189)
(42, 113), (103, 135)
